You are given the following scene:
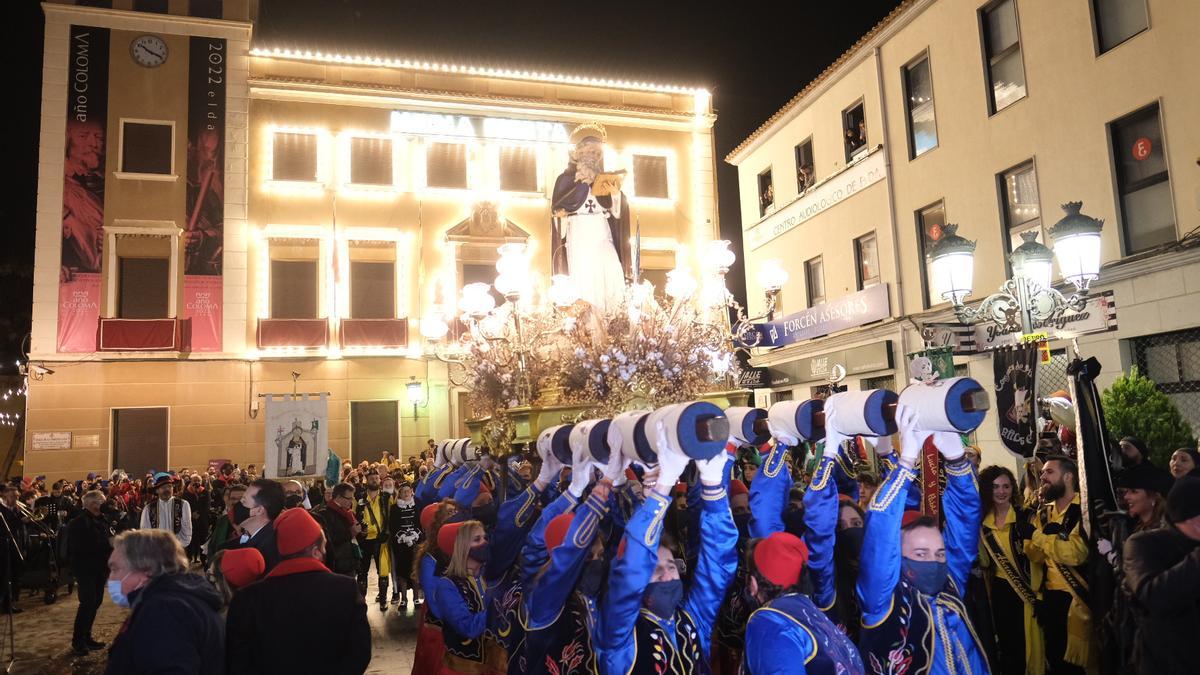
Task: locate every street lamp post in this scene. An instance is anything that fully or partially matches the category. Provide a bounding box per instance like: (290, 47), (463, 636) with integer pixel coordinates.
(930, 202), (1104, 334)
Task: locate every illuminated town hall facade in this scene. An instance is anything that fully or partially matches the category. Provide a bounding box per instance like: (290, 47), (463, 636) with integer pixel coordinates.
(25, 0), (718, 481)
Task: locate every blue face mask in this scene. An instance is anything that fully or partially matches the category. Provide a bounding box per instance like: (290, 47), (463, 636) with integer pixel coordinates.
(643, 579), (683, 618)
(468, 544), (491, 564)
(107, 575), (131, 608)
(901, 558), (948, 595)
(733, 512), (752, 540)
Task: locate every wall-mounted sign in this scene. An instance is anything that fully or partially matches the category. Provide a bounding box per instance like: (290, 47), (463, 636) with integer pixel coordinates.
(74, 434), (101, 449)
(765, 340), (894, 387)
(972, 290), (1117, 350)
(390, 111), (570, 144)
(746, 149), (887, 250)
(1131, 137), (1152, 161)
(32, 432), (72, 450)
(754, 283), (890, 348)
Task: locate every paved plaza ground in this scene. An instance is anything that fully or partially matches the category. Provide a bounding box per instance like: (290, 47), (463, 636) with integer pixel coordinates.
(1, 575), (418, 674)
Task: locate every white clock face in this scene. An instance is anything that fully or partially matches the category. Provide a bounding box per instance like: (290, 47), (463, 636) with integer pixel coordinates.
(130, 35), (168, 68)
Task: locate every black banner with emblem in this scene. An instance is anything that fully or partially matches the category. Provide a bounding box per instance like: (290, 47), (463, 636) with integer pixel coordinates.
(994, 344), (1039, 458)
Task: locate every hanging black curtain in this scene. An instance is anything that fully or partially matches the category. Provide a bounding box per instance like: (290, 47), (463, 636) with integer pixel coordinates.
(1066, 355), (1118, 539)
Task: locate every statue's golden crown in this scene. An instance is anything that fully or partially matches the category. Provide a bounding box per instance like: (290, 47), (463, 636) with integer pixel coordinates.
(569, 122), (607, 145)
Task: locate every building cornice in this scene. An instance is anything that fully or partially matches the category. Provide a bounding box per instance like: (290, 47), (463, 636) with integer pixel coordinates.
(42, 2), (252, 39)
(725, 0), (933, 166)
(248, 76), (714, 132)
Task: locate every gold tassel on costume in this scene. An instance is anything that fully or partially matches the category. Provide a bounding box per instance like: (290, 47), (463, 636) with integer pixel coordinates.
(1064, 598), (1096, 673)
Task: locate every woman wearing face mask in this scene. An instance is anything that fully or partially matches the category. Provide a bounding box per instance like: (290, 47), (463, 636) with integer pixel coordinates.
(428, 520), (504, 674)
(411, 501), (458, 675)
(977, 464), (1045, 675)
(104, 529), (225, 675)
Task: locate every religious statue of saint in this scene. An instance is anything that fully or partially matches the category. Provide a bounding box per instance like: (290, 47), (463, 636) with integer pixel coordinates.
(550, 123), (632, 314)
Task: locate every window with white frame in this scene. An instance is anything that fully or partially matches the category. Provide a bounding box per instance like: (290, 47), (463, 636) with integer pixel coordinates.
(903, 54), (938, 158)
(805, 256), (825, 306)
(998, 160), (1042, 259)
(980, 0), (1027, 114)
(426, 142), (468, 189)
(272, 132), (319, 182)
(855, 232), (880, 289)
(842, 101), (867, 162)
(795, 138), (815, 193)
(1110, 103), (1174, 254)
(120, 121), (173, 175)
(499, 146), (538, 193)
(632, 154), (669, 199)
(349, 137), (393, 186)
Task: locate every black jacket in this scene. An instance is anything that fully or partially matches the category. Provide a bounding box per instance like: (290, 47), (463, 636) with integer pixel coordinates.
(1122, 525), (1200, 675)
(105, 573), (225, 675)
(226, 558), (371, 674)
(65, 510), (113, 576)
(311, 504), (357, 576)
(237, 521), (281, 573)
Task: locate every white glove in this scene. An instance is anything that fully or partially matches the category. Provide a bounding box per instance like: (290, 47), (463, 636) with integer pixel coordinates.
(602, 445), (631, 486)
(1097, 538), (1117, 566)
(433, 444), (447, 469)
(870, 432), (894, 458)
(536, 451), (563, 489)
(652, 418), (690, 496)
(931, 430), (965, 462)
(1045, 396), (1075, 431)
(822, 404), (849, 461)
(567, 435), (594, 498)
(695, 451), (728, 486)
(766, 419), (799, 447)
(895, 404), (926, 468)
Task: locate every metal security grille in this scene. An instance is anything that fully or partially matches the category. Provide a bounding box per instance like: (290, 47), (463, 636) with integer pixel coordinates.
(1131, 327), (1200, 438)
(1039, 348), (1071, 398)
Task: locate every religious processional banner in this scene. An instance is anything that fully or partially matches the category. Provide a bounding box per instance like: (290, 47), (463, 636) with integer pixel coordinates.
(263, 394), (330, 479)
(184, 36), (227, 351)
(993, 344), (1039, 458)
(57, 26), (109, 352)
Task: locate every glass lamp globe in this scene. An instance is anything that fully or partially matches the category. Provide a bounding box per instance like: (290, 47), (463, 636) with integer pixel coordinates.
(1047, 201), (1104, 292)
(701, 278), (728, 309)
(664, 268), (698, 299)
(927, 223), (976, 305)
(757, 259), (789, 292)
(704, 240), (737, 274)
(548, 274), (579, 308)
(419, 314), (449, 340)
(459, 282), (496, 317)
(1009, 230), (1055, 291)
(495, 243), (528, 277)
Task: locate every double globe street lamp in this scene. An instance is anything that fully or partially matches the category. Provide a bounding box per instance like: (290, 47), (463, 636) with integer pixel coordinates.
(929, 201), (1105, 334)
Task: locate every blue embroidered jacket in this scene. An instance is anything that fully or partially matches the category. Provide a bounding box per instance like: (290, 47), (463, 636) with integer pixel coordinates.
(856, 459), (988, 675)
(744, 592), (865, 675)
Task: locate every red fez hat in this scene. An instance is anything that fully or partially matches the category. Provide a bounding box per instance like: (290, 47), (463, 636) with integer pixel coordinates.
(220, 548), (265, 589)
(275, 508), (323, 557)
(438, 521), (464, 555)
(544, 513), (574, 554)
(420, 503), (439, 531)
(674, 481), (688, 495)
(729, 479), (749, 498)
(624, 467), (638, 482)
(726, 442), (738, 456)
(753, 531), (809, 587)
(901, 510), (925, 529)
(478, 481), (492, 496)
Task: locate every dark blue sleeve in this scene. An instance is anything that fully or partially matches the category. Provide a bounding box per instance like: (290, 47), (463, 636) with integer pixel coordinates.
(599, 491), (671, 675)
(942, 458), (982, 596)
(418, 554), (442, 618)
(551, 171), (589, 213)
(519, 492), (577, 585)
(485, 484), (544, 583)
(856, 463), (916, 626)
(527, 491), (609, 629)
(831, 440), (861, 503)
(802, 454), (838, 611)
(681, 484), (738, 657)
(429, 576), (488, 639)
(749, 442), (793, 538)
(745, 608), (813, 675)
(453, 467), (484, 510)
(437, 466), (467, 501)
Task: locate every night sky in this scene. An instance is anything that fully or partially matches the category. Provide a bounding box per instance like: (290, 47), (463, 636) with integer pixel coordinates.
(5, 0), (904, 370)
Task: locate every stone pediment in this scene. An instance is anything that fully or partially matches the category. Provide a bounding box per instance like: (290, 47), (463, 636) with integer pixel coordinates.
(444, 202), (530, 244)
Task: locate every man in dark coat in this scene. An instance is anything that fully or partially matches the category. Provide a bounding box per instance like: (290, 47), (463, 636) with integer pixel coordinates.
(226, 508), (371, 674)
(105, 530), (225, 675)
(1123, 476), (1200, 675)
(234, 479), (283, 573)
(66, 490), (114, 654)
(311, 482), (359, 576)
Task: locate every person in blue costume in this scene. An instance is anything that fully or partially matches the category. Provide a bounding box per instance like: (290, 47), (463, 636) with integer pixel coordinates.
(522, 430), (630, 675)
(597, 427), (737, 675)
(743, 531), (865, 675)
(856, 405), (988, 675)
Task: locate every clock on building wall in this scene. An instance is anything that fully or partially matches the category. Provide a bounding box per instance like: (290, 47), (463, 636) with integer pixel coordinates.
(130, 35), (168, 68)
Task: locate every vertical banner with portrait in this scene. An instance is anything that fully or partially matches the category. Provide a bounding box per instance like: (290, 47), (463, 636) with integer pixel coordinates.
(184, 37), (226, 351)
(994, 344), (1039, 458)
(263, 394), (329, 479)
(57, 26), (110, 352)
